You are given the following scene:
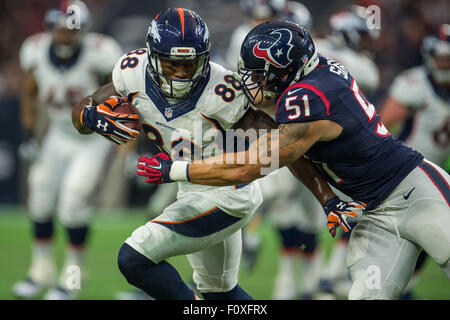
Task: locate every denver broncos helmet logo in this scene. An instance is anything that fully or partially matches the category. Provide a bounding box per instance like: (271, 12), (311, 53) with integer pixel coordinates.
(253, 28), (294, 68)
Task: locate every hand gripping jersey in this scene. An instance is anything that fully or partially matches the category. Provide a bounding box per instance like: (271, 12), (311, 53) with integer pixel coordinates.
(276, 55), (424, 210)
(389, 66), (450, 168)
(113, 49), (254, 196)
(19, 32), (123, 137)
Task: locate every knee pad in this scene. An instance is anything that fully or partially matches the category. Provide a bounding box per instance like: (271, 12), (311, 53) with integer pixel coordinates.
(117, 243), (195, 300)
(117, 243), (153, 281)
(66, 226), (89, 247)
(33, 220), (54, 239)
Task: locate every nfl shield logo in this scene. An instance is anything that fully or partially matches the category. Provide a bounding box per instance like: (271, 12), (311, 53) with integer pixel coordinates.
(165, 107), (173, 118)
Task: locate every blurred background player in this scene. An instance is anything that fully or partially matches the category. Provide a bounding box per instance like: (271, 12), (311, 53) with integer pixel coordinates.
(379, 23), (450, 299)
(12, 0), (123, 299)
(225, 0), (325, 300)
(314, 5), (379, 96)
(225, 0), (288, 71)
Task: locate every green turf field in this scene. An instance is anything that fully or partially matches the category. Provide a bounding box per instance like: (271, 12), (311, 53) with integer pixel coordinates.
(0, 206), (448, 300)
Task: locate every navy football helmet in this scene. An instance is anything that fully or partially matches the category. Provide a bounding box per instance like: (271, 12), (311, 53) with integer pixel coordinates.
(146, 8), (211, 99)
(422, 24), (450, 84)
(238, 20), (318, 104)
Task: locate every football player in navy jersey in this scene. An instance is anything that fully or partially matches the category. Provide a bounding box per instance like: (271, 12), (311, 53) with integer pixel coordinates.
(139, 20), (450, 299)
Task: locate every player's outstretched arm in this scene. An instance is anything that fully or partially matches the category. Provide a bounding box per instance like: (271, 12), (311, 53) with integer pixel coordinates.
(183, 119), (340, 185)
(137, 118), (342, 186)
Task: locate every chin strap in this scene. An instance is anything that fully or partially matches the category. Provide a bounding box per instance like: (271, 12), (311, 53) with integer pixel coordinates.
(292, 50), (320, 83)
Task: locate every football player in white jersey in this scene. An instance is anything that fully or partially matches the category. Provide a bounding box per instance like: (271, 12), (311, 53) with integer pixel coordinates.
(12, 0), (123, 300)
(71, 8), (350, 299)
(226, 0), (324, 300)
(314, 6), (380, 96)
(225, 0), (288, 72)
(379, 24), (450, 299)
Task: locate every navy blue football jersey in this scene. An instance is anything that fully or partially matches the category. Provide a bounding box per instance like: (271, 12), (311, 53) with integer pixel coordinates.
(276, 56), (424, 210)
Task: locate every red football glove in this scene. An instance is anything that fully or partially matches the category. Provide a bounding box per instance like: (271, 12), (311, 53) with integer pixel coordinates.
(136, 153), (173, 184)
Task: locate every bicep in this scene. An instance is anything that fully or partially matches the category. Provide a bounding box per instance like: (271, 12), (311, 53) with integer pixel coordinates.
(277, 121), (317, 166)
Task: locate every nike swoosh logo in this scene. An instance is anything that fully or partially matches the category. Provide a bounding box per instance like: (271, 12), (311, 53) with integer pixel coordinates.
(287, 88), (303, 95)
(141, 163), (161, 170)
(403, 187), (416, 200)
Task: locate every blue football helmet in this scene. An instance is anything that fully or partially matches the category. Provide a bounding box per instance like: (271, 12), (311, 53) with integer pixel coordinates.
(238, 20), (318, 104)
(422, 24), (450, 84)
(146, 8), (211, 99)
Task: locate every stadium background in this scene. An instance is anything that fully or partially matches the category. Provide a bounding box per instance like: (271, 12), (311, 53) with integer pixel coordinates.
(0, 0), (448, 299)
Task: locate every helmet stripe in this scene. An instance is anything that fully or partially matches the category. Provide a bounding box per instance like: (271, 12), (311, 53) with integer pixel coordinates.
(176, 7), (185, 40)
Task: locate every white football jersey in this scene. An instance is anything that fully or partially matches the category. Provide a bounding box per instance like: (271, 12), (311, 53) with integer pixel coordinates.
(389, 66), (450, 167)
(112, 49), (252, 195)
(19, 32), (123, 137)
(314, 38), (380, 95)
(225, 24), (251, 72)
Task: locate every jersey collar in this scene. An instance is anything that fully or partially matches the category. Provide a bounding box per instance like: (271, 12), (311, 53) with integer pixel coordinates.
(144, 65), (210, 121)
(48, 43), (83, 71)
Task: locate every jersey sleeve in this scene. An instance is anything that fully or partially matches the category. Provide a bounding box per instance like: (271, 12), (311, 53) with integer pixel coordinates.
(112, 55), (128, 97)
(19, 34), (44, 74)
(388, 69), (424, 109)
(200, 69), (250, 130)
(276, 84), (331, 124)
(210, 91), (249, 130)
(91, 34), (123, 77)
(112, 49), (147, 98)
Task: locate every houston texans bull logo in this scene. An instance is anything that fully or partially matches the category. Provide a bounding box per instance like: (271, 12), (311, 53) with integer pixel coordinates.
(253, 28), (294, 68)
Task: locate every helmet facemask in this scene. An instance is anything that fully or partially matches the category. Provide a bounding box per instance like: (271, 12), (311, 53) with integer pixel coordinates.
(239, 50), (318, 105)
(148, 47), (210, 99)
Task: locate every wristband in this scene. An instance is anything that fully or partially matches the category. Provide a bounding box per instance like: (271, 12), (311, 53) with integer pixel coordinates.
(169, 161), (189, 182)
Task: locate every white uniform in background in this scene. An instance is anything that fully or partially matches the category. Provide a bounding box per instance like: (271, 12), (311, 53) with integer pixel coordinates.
(314, 37), (380, 95)
(258, 167), (325, 299)
(225, 24), (252, 71)
(113, 49), (262, 293)
(388, 66), (450, 168)
(18, 31), (122, 292)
